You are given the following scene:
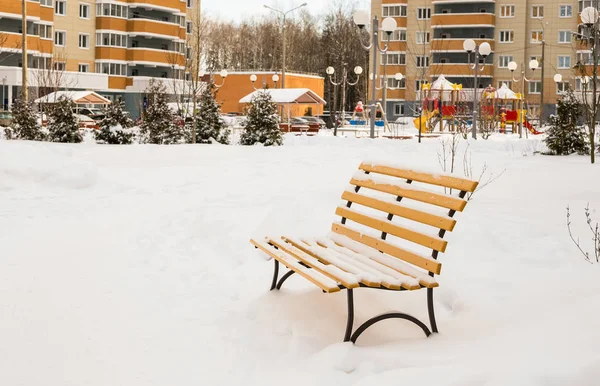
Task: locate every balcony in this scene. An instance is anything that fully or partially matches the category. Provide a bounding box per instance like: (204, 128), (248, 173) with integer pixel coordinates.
(128, 18), (180, 39)
(97, 16), (128, 31)
(128, 0), (185, 14)
(2, 0), (41, 19)
(0, 33), (44, 54)
(96, 47), (128, 61)
(127, 47), (185, 67)
(430, 63), (493, 77)
(431, 38), (494, 52)
(431, 13), (495, 28)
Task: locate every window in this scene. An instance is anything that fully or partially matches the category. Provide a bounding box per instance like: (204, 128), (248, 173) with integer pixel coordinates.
(531, 5), (544, 18)
(577, 51), (594, 65)
(530, 55), (542, 69)
(39, 24), (52, 39)
(54, 0), (66, 15)
(79, 33), (89, 49)
(499, 30), (514, 43)
(500, 5), (515, 17)
(558, 55), (571, 69)
(96, 3), (128, 18)
(393, 103), (405, 116)
(186, 21), (192, 34)
(559, 5), (572, 17)
(415, 79), (429, 91)
(498, 55), (514, 68)
(54, 30), (66, 46)
(382, 5), (407, 17)
(417, 8), (431, 20)
(54, 61), (66, 71)
(40, 0), (52, 7)
(174, 15), (185, 27)
(186, 0), (192, 8)
(556, 81), (569, 94)
(497, 80), (513, 89)
(530, 30), (543, 43)
(528, 81), (542, 94)
(558, 30), (571, 43)
(416, 32), (430, 44)
(416, 55), (430, 68)
(579, 1), (593, 12)
(78, 64), (89, 72)
(387, 29), (406, 42)
(79, 3), (90, 18)
(387, 78), (406, 89)
(382, 52), (406, 65)
(96, 32), (127, 47)
(95, 62), (128, 76)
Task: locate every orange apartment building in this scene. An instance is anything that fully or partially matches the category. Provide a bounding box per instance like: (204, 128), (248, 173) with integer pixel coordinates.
(370, 0), (591, 122)
(0, 0), (194, 117)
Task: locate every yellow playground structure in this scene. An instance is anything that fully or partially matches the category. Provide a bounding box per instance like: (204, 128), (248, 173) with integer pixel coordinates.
(413, 75), (467, 133)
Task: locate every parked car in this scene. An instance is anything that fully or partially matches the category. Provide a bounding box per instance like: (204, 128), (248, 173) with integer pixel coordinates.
(0, 111), (13, 126)
(77, 107), (105, 121)
(279, 117), (319, 134)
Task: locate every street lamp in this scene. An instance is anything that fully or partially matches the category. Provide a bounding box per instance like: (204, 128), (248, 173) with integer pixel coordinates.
(199, 69), (228, 88)
(326, 64), (362, 136)
(463, 38), (491, 139)
(353, 9), (397, 138)
(264, 2), (307, 89)
(508, 59), (539, 138)
(250, 73), (280, 90)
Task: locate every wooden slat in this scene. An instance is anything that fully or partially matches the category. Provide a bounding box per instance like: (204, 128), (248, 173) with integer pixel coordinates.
(336, 207), (448, 252)
(330, 223), (442, 275)
(313, 238), (422, 291)
(341, 190), (457, 231)
(360, 163), (479, 192)
(283, 237), (381, 288)
(267, 238), (360, 289)
(350, 177), (467, 211)
(250, 239), (341, 293)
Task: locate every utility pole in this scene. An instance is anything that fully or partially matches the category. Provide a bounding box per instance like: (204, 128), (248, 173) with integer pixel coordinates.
(592, 4), (598, 164)
(21, 0), (28, 101)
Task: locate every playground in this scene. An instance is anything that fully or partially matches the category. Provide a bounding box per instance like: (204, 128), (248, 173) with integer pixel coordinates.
(339, 75), (544, 138)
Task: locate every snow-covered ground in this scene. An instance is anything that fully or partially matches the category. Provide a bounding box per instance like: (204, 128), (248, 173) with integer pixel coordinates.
(1, 133), (600, 386)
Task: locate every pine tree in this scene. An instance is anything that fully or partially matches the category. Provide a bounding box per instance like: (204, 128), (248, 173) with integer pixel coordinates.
(545, 89), (589, 155)
(239, 90), (282, 146)
(189, 81), (230, 144)
(140, 79), (184, 144)
(94, 100), (135, 144)
(8, 95), (44, 141)
(47, 96), (83, 143)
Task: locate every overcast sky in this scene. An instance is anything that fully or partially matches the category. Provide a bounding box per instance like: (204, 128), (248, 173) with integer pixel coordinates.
(202, 0), (370, 22)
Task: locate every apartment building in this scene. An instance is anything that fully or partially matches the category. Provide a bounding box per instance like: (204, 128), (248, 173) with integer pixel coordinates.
(0, 0), (197, 117)
(370, 0), (589, 122)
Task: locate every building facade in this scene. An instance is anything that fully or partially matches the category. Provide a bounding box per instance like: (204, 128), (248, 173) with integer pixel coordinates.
(370, 0), (591, 122)
(0, 0), (197, 117)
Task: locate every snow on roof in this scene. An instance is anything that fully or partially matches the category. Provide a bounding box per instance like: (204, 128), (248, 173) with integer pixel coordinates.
(239, 88), (326, 105)
(430, 75), (457, 90)
(491, 83), (520, 100)
(35, 91), (112, 105)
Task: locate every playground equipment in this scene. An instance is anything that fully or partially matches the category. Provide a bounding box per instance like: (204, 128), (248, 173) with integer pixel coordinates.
(348, 101), (391, 132)
(483, 83), (542, 135)
(413, 75), (470, 133)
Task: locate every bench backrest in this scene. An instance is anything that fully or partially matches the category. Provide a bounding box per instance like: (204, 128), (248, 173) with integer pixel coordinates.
(331, 161), (479, 276)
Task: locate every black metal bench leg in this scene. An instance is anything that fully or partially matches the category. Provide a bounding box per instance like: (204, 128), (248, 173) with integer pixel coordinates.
(270, 260), (279, 291)
(344, 289), (354, 342)
(427, 287), (439, 333)
(276, 270), (295, 290)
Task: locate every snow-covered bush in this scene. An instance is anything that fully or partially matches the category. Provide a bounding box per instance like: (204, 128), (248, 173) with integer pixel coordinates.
(187, 80), (229, 144)
(94, 101), (135, 145)
(239, 90), (282, 146)
(140, 79), (184, 144)
(8, 96), (45, 141)
(47, 97), (82, 143)
(544, 90), (588, 156)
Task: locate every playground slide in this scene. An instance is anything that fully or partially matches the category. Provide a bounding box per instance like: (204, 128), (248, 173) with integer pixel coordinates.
(523, 120), (543, 135)
(413, 111), (438, 133)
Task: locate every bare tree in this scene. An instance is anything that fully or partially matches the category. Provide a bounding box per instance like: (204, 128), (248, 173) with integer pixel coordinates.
(567, 204), (600, 263)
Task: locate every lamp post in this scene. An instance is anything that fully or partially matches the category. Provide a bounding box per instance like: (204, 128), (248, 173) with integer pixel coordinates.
(326, 64), (362, 136)
(250, 73), (280, 90)
(264, 2), (307, 89)
(353, 10), (397, 139)
(508, 59), (539, 138)
(463, 39), (491, 139)
(199, 69), (228, 89)
(576, 5), (599, 164)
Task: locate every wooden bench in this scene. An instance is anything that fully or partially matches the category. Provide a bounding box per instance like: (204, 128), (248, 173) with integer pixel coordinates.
(250, 161), (479, 343)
